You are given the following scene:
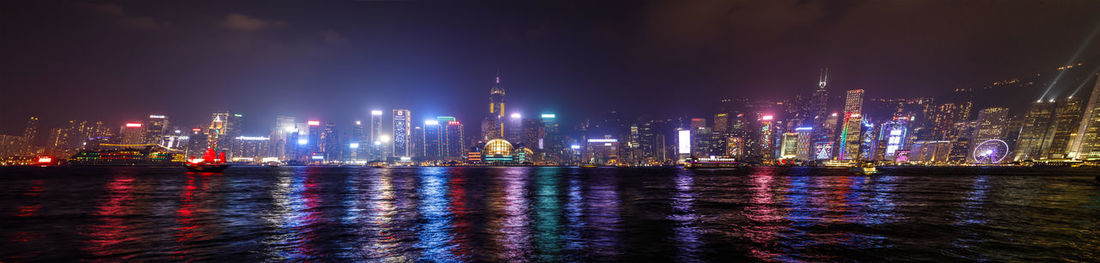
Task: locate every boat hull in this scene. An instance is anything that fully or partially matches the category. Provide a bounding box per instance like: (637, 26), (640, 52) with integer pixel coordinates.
(185, 164), (230, 173)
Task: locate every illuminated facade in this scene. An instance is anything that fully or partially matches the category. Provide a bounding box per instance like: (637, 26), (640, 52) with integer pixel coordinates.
(726, 136), (743, 158)
(120, 122), (145, 145)
(393, 109), (411, 157)
(482, 139), (514, 164)
(969, 107), (1008, 163)
(838, 89), (865, 161)
(1070, 75), (1100, 160)
(482, 72), (506, 140)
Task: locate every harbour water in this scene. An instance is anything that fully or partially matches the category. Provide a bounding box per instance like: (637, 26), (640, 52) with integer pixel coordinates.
(1, 166), (1098, 261)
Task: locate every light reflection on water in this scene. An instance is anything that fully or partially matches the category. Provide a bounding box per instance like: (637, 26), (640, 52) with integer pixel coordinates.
(1, 166), (1099, 261)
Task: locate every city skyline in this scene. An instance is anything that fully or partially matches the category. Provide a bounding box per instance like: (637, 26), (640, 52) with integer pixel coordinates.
(3, 1), (1100, 133)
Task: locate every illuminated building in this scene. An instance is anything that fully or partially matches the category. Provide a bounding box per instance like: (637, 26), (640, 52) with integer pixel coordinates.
(422, 119), (442, 160)
(370, 110), (384, 159)
(320, 122), (339, 161)
(795, 127), (813, 161)
(540, 113), (562, 162)
(507, 112), (523, 144)
(482, 139), (514, 164)
(585, 137), (620, 165)
(1014, 100), (1056, 161)
(522, 118), (541, 160)
(691, 126), (712, 157)
(726, 137), (743, 158)
(271, 115), (296, 160)
(779, 132), (799, 160)
(0, 135), (23, 158)
(144, 114), (168, 145)
(120, 122), (145, 144)
(928, 102), (972, 140)
(759, 115), (775, 161)
(677, 129), (691, 160)
(713, 113), (729, 133)
(350, 120), (365, 161)
(877, 119), (908, 161)
(837, 89), (864, 161)
(482, 72), (506, 140)
(909, 140), (952, 164)
(231, 136), (270, 162)
(969, 107), (1008, 163)
(410, 126), (423, 160)
(514, 147), (534, 164)
(690, 118), (706, 130)
(809, 69), (830, 135)
(1041, 96), (1083, 159)
(22, 116), (38, 155)
(813, 142), (833, 160)
(1070, 74), (1100, 160)
(442, 117), (466, 161)
(392, 109), (411, 157)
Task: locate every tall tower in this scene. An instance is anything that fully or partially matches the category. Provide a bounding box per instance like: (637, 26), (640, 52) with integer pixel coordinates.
(23, 116), (39, 154)
(1069, 73), (1100, 160)
(838, 89), (865, 160)
(392, 109), (411, 157)
(810, 69), (830, 142)
(370, 110), (384, 159)
(482, 71), (506, 140)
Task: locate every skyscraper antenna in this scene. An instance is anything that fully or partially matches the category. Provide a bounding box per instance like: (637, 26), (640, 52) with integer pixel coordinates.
(818, 68), (829, 90)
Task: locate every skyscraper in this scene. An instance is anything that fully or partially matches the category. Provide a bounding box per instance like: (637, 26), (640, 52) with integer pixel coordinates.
(968, 107), (1009, 163)
(443, 118), (466, 161)
(393, 109), (411, 157)
(482, 72), (506, 140)
(370, 110), (384, 159)
(1041, 96), (1083, 159)
(838, 89), (864, 160)
(809, 68), (830, 131)
(1069, 73), (1100, 160)
(145, 114), (168, 145)
(507, 112), (523, 145)
(423, 119), (442, 160)
(22, 116), (38, 154)
(1014, 100), (1056, 161)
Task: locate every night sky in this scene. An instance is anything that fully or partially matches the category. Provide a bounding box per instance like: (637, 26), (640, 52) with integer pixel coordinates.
(2, 0), (1099, 136)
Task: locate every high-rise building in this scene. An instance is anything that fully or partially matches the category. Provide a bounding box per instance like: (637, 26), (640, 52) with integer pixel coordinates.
(22, 116), (39, 154)
(1069, 73), (1100, 160)
(1013, 100), (1056, 161)
(392, 109), (411, 157)
(713, 113), (729, 133)
(759, 115), (775, 161)
(507, 112), (524, 145)
(809, 69), (831, 142)
(1040, 96), (1084, 159)
(120, 122), (146, 144)
(837, 89), (865, 160)
(321, 122), (339, 161)
(370, 110), (384, 159)
(928, 102), (973, 140)
(422, 119), (442, 160)
(540, 113), (562, 162)
(272, 115), (296, 160)
(443, 118), (466, 161)
(969, 107), (1009, 163)
(779, 132), (799, 160)
(145, 114), (168, 145)
(877, 118), (909, 162)
(482, 72), (506, 141)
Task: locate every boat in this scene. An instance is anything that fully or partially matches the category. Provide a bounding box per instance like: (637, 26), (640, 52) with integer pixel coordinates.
(683, 156), (741, 169)
(185, 147), (230, 173)
(848, 162), (879, 175)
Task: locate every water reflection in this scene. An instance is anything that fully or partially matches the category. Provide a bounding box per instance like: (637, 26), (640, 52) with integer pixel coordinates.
(670, 170), (701, 262)
(84, 174), (138, 259)
(416, 167), (457, 261)
(488, 168), (531, 261)
(1, 166), (1098, 261)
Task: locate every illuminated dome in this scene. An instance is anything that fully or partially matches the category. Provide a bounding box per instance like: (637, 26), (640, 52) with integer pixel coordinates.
(483, 139), (514, 156)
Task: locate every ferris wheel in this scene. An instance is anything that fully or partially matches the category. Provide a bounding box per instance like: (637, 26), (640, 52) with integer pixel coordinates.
(972, 139), (1010, 164)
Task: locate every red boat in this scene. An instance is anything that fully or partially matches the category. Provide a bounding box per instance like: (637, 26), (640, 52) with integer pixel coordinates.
(186, 147), (230, 172)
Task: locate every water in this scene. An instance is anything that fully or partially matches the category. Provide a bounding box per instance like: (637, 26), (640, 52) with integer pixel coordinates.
(1, 166), (1098, 262)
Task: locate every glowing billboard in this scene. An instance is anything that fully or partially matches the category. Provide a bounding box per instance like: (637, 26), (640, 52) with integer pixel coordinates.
(678, 129), (691, 154)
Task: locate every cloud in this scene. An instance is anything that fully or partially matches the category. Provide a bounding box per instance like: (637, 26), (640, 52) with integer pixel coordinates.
(222, 13), (281, 31)
(318, 30), (348, 45)
(83, 2), (169, 31)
